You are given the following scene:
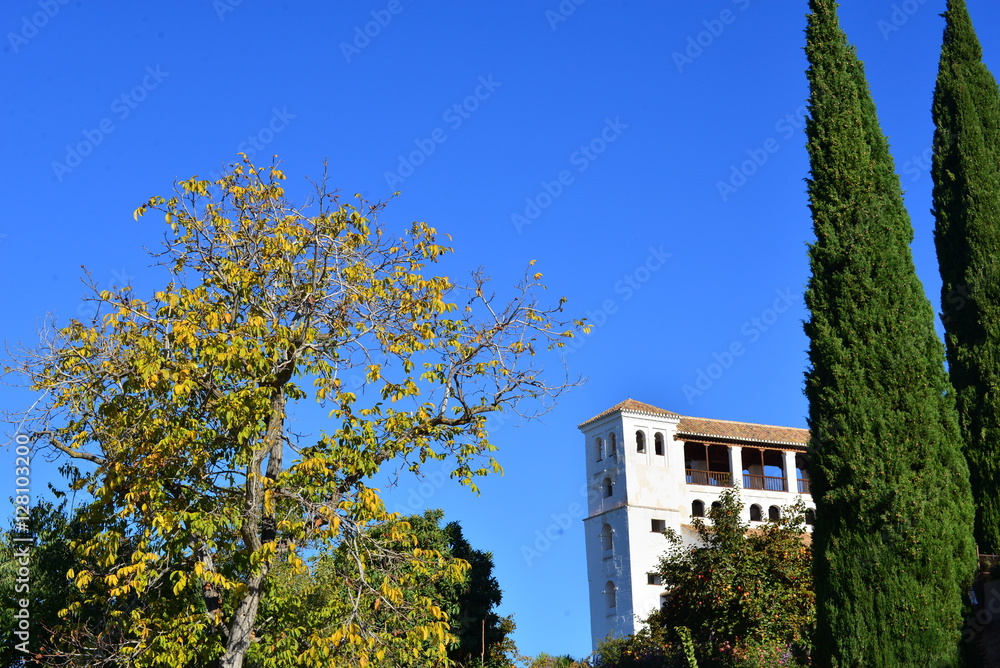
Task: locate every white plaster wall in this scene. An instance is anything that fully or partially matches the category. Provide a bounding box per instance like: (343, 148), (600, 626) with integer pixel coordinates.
(623, 504), (683, 628)
(584, 505), (632, 644)
(617, 412), (684, 631)
(582, 412), (633, 644)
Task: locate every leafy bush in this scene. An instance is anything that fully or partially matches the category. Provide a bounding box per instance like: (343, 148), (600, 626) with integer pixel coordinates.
(646, 489), (814, 667)
(587, 629), (686, 668)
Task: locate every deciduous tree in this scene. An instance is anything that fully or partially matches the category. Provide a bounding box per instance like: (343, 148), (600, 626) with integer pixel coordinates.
(4, 157), (582, 668)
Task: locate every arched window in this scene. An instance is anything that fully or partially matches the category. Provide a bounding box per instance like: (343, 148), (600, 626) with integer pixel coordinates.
(768, 505), (781, 521)
(711, 501), (721, 514)
(636, 431), (646, 453)
(603, 478), (613, 498)
(805, 509), (816, 526)
(691, 499), (705, 518)
(601, 524), (613, 551)
(750, 504), (762, 522)
(605, 581), (617, 608)
(654, 432), (665, 456)
(595, 437), (604, 462)
(609, 432), (617, 458)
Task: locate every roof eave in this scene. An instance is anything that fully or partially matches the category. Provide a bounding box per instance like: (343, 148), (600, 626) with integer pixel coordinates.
(675, 431), (809, 448)
(578, 407), (681, 429)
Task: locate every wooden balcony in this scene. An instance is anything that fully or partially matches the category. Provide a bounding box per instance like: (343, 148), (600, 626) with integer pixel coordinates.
(743, 474), (787, 492)
(797, 478), (811, 494)
(685, 469), (732, 487)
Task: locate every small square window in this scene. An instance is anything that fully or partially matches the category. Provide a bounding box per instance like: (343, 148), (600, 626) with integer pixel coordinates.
(647, 573), (662, 586)
(651, 519), (666, 533)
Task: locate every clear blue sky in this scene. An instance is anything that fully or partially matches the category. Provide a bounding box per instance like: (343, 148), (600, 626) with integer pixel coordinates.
(3, 0), (999, 659)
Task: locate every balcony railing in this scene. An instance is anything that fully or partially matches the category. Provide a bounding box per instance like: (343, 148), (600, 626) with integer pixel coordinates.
(797, 478), (811, 494)
(743, 474), (787, 492)
(685, 469), (732, 487)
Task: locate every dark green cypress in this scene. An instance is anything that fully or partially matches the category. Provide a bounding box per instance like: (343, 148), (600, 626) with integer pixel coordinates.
(803, 1), (976, 665)
(933, 0), (1000, 557)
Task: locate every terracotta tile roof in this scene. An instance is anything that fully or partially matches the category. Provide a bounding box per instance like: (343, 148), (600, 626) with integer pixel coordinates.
(677, 416), (809, 448)
(579, 399), (809, 447)
(578, 399), (681, 427)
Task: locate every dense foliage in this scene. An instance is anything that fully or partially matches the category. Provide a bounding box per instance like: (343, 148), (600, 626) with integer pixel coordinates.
(803, 0), (977, 665)
(2, 501), (518, 668)
(0, 497), (79, 667)
(3, 158), (582, 668)
(933, 0), (1000, 557)
(648, 490), (813, 668)
(248, 509), (517, 668)
(526, 653), (587, 668)
(587, 630), (682, 668)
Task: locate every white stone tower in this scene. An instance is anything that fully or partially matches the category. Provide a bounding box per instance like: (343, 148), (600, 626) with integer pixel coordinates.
(579, 399), (812, 649)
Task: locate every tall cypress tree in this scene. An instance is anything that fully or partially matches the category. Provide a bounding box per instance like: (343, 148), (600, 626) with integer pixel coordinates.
(803, 1), (976, 665)
(933, 0), (1000, 557)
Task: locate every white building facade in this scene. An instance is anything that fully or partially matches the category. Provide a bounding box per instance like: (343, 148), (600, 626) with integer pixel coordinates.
(580, 399), (814, 649)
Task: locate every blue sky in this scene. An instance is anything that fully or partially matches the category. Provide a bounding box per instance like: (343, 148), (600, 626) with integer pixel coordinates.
(3, 0), (1000, 659)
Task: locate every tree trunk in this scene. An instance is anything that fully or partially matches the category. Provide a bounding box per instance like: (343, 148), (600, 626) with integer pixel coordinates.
(219, 387), (287, 668)
(218, 571), (267, 668)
